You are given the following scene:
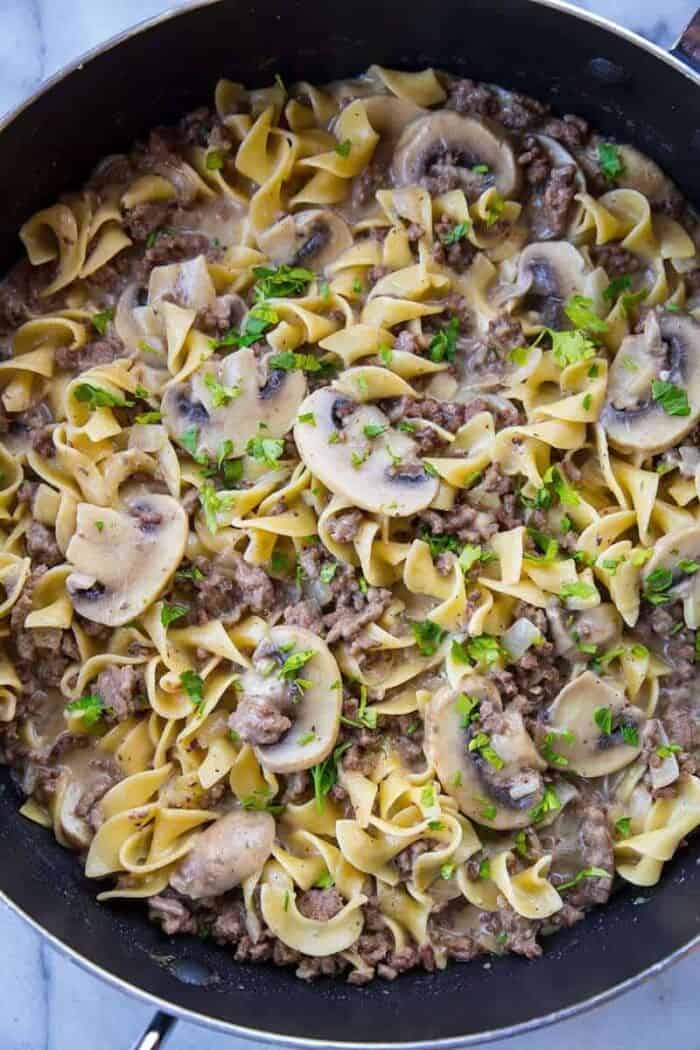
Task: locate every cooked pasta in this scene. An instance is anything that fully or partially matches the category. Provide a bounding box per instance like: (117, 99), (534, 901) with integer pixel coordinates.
(0, 65), (698, 983)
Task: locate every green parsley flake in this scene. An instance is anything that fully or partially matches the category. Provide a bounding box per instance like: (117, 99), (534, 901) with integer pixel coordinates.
(440, 863), (455, 880)
(411, 619), (446, 656)
(656, 742), (682, 759)
(651, 380), (690, 417)
(204, 372), (240, 407)
(246, 436), (285, 465)
(439, 221), (470, 245)
(211, 304), (279, 350)
(95, 521), (104, 533)
(298, 412), (316, 426)
(134, 410), (163, 424)
(558, 866), (611, 891)
(594, 706), (613, 735)
(320, 562), (337, 583)
(603, 275), (633, 302)
(66, 693), (104, 727)
(427, 316), (459, 363)
(269, 350), (327, 373)
(478, 858), (491, 879)
(541, 729), (573, 767)
(161, 603), (188, 627)
(206, 149), (225, 170)
(550, 329), (597, 368)
(529, 785), (560, 823)
(379, 345), (393, 366)
(468, 731), (504, 769)
(241, 788), (286, 816)
(199, 482), (237, 533)
(315, 871), (335, 889)
(180, 669), (204, 707)
(597, 142), (624, 183)
(643, 566), (673, 605)
(252, 264), (314, 301)
(363, 422), (388, 439)
(560, 580), (597, 601)
(311, 742), (352, 811)
(484, 192), (505, 227)
(564, 295), (609, 334)
(73, 383), (133, 411)
(298, 730), (317, 745)
(456, 692), (480, 728)
(91, 307), (115, 335)
(622, 724), (639, 747)
(335, 139), (352, 158)
(615, 816), (632, 838)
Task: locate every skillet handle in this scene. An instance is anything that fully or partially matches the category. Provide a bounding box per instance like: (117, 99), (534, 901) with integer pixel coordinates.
(129, 1011), (176, 1050)
(671, 9), (700, 74)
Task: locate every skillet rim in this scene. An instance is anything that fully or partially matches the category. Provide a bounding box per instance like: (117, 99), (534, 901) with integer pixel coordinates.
(0, 0), (699, 1045)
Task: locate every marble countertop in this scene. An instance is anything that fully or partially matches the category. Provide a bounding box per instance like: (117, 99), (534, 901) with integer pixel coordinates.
(1, 1), (699, 1048)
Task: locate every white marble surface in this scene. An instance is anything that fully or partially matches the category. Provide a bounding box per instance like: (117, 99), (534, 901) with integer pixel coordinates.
(1, 1), (700, 1048)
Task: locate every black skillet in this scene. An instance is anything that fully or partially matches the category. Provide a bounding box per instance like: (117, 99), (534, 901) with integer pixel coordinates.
(0, 1), (699, 1046)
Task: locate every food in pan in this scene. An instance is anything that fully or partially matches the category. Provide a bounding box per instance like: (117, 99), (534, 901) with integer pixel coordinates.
(0, 65), (699, 983)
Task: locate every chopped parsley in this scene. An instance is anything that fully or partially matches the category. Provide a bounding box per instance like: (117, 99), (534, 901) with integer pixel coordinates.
(268, 350), (329, 373)
(180, 669), (204, 708)
(456, 692), (481, 728)
(73, 383), (133, 411)
(176, 565), (205, 582)
(458, 543), (495, 573)
(211, 304), (278, 350)
(161, 602), (188, 627)
(615, 816), (632, 838)
(278, 648), (315, 683)
(622, 724), (639, 747)
(558, 866), (611, 891)
(298, 730), (317, 745)
(427, 316), (459, 363)
(134, 410), (163, 424)
(252, 264), (314, 301)
(419, 527), (461, 559)
(564, 295), (609, 334)
(472, 164), (489, 174)
(66, 693), (104, 727)
(95, 520), (104, 532)
(603, 275), (633, 302)
(363, 422), (388, 439)
(439, 221), (470, 245)
(560, 580), (597, 601)
(440, 863), (456, 880)
(597, 142), (624, 183)
(651, 380), (691, 417)
(341, 685), (377, 731)
(643, 567), (674, 605)
(315, 871), (335, 889)
(468, 731), (504, 769)
(91, 307), (115, 335)
(241, 788), (286, 816)
(594, 706), (613, 735)
(310, 742), (352, 811)
(335, 138), (352, 158)
(199, 482), (237, 533)
(550, 329), (597, 368)
(478, 858), (491, 879)
(452, 634), (503, 668)
(246, 436), (285, 465)
(298, 412), (316, 426)
(379, 345), (393, 366)
(656, 742), (682, 759)
(484, 192), (505, 227)
(204, 372), (241, 407)
(529, 785), (560, 823)
(541, 729), (574, 767)
(320, 562), (337, 583)
(411, 619), (446, 656)
(206, 149), (225, 170)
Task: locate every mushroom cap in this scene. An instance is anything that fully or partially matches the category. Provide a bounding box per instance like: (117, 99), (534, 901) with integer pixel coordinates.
(508, 241), (589, 325)
(65, 494), (188, 626)
(545, 670), (644, 776)
(601, 311), (700, 455)
(170, 809), (275, 899)
(424, 676), (546, 830)
(293, 387), (438, 517)
(162, 346), (306, 459)
(253, 625), (342, 774)
(257, 209), (353, 273)
(391, 110), (519, 200)
(642, 524), (700, 626)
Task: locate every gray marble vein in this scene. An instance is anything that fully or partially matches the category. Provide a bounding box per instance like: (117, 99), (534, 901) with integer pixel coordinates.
(1, 1), (699, 1047)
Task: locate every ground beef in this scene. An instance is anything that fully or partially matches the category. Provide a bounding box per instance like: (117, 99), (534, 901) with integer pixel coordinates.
(94, 664), (147, 723)
(542, 114), (590, 150)
(326, 510), (364, 544)
(229, 681), (295, 746)
(541, 165), (577, 238)
(123, 201), (172, 241)
(432, 217), (476, 271)
(488, 906), (542, 958)
(25, 522), (62, 567)
(324, 582), (392, 649)
(74, 757), (121, 825)
(182, 553), (278, 626)
(283, 598), (325, 633)
(518, 135), (551, 185)
(297, 888), (344, 921)
(352, 159), (385, 208)
(10, 571), (72, 687)
(445, 77), (497, 117)
(552, 800), (614, 909)
(395, 840), (432, 881)
(280, 770), (312, 804)
(498, 91), (549, 131)
(138, 231), (211, 275)
(195, 293), (246, 335)
(487, 312), (524, 352)
(54, 334), (128, 373)
(148, 893), (198, 936)
(590, 243), (642, 278)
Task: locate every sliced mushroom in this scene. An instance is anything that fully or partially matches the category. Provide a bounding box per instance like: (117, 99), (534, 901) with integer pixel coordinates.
(642, 524), (700, 628)
(293, 387), (439, 516)
(392, 110), (519, 201)
(257, 209), (353, 272)
(162, 346), (306, 459)
(148, 254), (217, 312)
(601, 311), (700, 454)
(499, 241), (589, 328)
(65, 494), (187, 626)
(169, 809), (275, 899)
(546, 600), (622, 659)
(424, 676), (547, 830)
(544, 670), (644, 776)
(238, 625), (342, 774)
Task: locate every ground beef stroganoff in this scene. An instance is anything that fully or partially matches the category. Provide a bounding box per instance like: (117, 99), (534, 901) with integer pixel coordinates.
(1, 64), (699, 983)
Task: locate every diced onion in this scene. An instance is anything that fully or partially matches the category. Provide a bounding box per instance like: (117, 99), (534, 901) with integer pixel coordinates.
(501, 617), (543, 661)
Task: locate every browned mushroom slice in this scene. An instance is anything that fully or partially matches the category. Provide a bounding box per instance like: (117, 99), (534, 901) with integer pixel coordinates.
(601, 311), (700, 455)
(65, 495), (188, 627)
(424, 676), (546, 830)
(501, 241), (590, 328)
(293, 387), (439, 517)
(257, 209), (353, 272)
(233, 626), (343, 775)
(642, 524), (700, 628)
(544, 670), (644, 776)
(392, 110), (519, 201)
(170, 809), (275, 899)
(161, 346), (306, 460)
